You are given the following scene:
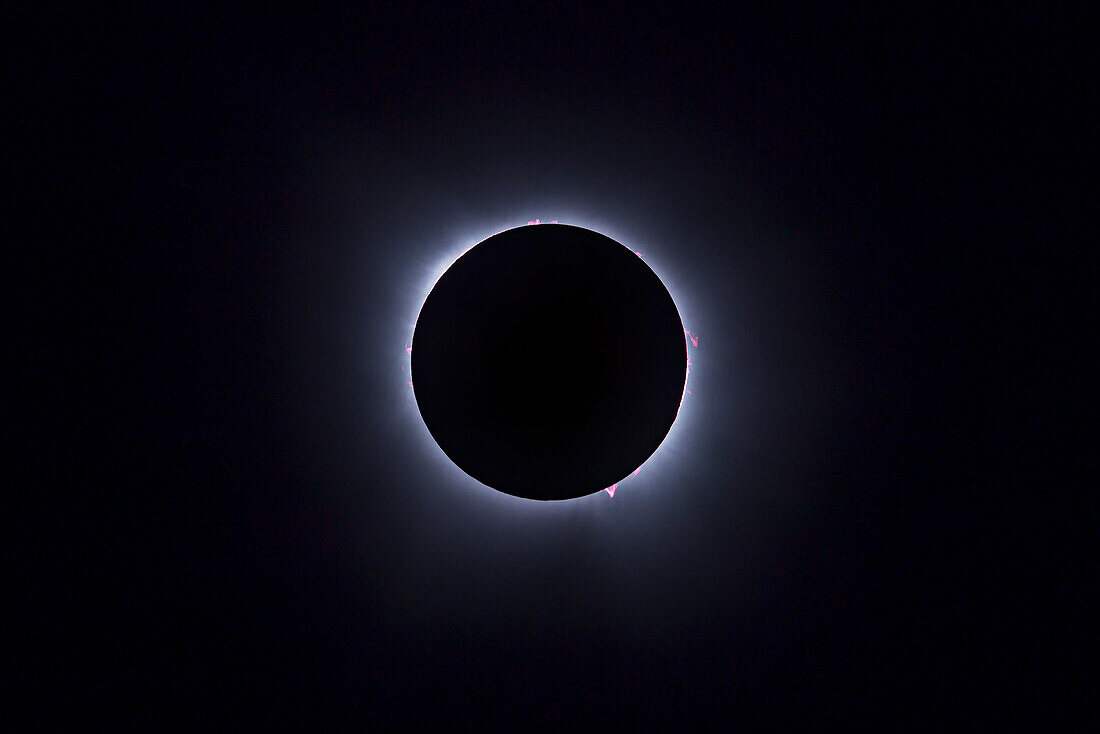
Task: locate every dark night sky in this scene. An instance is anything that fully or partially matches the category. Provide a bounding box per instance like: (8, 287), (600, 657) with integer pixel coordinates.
(16, 3), (1086, 728)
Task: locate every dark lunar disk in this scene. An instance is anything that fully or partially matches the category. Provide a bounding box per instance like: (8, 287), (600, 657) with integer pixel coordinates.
(412, 224), (687, 500)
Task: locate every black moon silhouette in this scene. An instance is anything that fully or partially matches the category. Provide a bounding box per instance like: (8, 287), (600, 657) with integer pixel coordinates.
(411, 224), (687, 500)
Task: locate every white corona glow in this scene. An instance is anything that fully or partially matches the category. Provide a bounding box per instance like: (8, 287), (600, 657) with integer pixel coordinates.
(400, 212), (701, 506)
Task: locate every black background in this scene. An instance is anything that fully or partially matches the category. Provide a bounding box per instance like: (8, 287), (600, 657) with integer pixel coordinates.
(15, 3), (1085, 728)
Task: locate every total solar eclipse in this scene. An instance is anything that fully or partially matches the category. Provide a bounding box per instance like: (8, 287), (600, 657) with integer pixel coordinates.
(411, 223), (688, 500)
